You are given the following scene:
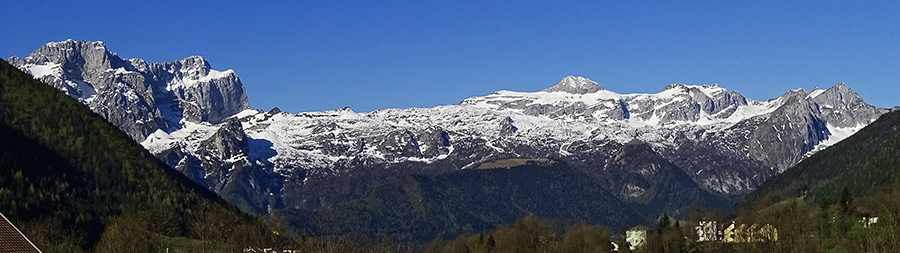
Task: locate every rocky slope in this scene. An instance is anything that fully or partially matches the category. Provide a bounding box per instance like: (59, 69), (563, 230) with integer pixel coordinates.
(739, 109), (900, 211)
(7, 40), (250, 141)
(7, 41), (889, 219)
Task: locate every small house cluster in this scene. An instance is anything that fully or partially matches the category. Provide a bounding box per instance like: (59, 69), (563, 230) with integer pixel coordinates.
(723, 222), (778, 242)
(861, 216), (879, 228)
(696, 220), (778, 243)
(618, 219), (780, 250)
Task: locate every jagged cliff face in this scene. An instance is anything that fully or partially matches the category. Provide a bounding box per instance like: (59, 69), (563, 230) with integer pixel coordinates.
(7, 40), (250, 141)
(8, 40), (890, 218)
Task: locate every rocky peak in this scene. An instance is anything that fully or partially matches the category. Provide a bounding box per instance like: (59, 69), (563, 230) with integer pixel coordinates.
(31, 40), (112, 61)
(499, 116), (517, 135)
(201, 118), (249, 160)
(661, 83), (689, 92)
(179, 56), (211, 79)
(542, 76), (604, 94)
(811, 83), (862, 104)
(165, 56), (250, 124)
(268, 107), (283, 115)
(9, 40), (251, 140)
(810, 83), (886, 128)
(337, 106), (354, 113)
(22, 40), (123, 81)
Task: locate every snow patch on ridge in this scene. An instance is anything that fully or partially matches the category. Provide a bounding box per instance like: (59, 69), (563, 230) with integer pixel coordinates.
(807, 88), (826, 98)
(166, 69), (236, 91)
(804, 123), (867, 158)
(25, 62), (62, 78)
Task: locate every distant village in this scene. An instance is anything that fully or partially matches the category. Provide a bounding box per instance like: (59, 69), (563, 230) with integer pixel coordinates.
(611, 214), (879, 251)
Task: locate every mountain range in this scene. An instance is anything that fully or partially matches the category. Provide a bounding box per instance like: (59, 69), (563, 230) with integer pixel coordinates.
(6, 40), (890, 236)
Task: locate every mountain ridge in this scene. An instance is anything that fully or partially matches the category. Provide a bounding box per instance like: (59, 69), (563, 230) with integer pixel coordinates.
(738, 109), (900, 211)
(7, 39), (250, 141)
(7, 40), (889, 228)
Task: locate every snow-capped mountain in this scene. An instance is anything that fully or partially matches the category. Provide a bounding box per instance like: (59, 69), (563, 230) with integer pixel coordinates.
(7, 41), (889, 217)
(7, 40), (250, 141)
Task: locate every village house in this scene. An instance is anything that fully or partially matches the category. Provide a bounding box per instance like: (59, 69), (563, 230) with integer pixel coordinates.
(856, 206), (879, 228)
(723, 221), (777, 243)
(626, 225), (649, 250)
(695, 219), (719, 242)
(861, 216), (879, 228)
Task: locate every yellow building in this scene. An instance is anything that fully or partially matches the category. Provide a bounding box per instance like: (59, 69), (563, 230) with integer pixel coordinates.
(723, 222), (777, 242)
(626, 225), (649, 250)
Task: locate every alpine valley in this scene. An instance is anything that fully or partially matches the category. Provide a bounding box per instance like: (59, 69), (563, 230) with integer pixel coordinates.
(7, 40), (891, 240)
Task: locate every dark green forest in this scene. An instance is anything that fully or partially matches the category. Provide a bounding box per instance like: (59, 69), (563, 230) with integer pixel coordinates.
(425, 214), (614, 253)
(273, 160), (643, 243)
(0, 59), (287, 252)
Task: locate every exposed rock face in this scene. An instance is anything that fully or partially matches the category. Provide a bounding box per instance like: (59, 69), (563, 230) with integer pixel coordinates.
(10, 41), (890, 220)
(418, 126), (452, 158)
(810, 83), (885, 128)
(154, 56), (249, 124)
(9, 40), (249, 141)
(602, 140), (731, 217)
(748, 92), (828, 171)
(499, 116), (517, 135)
(196, 118), (249, 189)
(542, 76), (605, 94)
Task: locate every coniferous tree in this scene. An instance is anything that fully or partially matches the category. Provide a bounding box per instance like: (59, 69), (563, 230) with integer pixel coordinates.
(840, 187), (853, 213)
(657, 213), (671, 233)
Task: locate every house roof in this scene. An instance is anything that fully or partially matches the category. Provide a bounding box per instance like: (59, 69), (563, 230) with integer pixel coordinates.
(0, 212), (42, 253)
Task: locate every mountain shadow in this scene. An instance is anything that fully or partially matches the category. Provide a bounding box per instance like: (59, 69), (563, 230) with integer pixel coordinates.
(272, 159), (644, 243)
(599, 140), (734, 218)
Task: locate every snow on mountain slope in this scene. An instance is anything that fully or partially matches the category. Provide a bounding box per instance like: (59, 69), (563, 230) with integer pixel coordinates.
(9, 40), (890, 217)
(8, 40), (250, 142)
(25, 62), (61, 78)
(142, 75), (883, 197)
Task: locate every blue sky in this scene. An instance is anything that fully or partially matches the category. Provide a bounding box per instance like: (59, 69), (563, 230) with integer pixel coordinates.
(2, 1), (898, 112)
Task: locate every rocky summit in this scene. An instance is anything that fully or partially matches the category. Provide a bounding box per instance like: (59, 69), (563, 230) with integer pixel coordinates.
(7, 40), (250, 141)
(7, 40), (890, 218)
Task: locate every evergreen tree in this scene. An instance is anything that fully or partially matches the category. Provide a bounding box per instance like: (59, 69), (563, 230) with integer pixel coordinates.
(821, 196), (835, 210)
(486, 235), (495, 252)
(657, 213), (671, 233)
(840, 187), (853, 213)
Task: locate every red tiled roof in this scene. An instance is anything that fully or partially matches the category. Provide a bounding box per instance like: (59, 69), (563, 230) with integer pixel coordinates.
(0, 212), (41, 253)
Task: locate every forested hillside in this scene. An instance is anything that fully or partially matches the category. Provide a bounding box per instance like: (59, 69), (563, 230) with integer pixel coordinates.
(273, 160), (644, 243)
(739, 109), (900, 209)
(0, 59), (283, 252)
(720, 109), (900, 252)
